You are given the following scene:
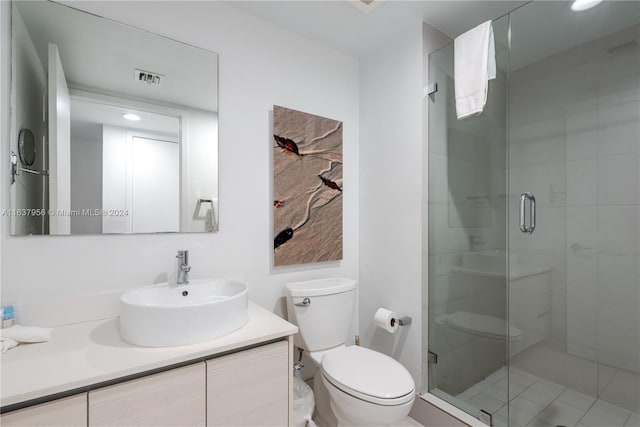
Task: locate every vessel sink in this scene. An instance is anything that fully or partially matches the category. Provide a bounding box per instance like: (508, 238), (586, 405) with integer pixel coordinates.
(119, 279), (248, 347)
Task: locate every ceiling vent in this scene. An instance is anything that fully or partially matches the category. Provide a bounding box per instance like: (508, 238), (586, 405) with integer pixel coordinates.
(134, 68), (164, 85)
(348, 0), (384, 14)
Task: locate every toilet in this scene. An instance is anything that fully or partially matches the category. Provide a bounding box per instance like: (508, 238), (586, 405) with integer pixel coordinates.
(285, 278), (415, 427)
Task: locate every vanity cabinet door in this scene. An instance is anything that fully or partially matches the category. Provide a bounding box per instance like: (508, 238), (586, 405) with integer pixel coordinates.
(89, 363), (205, 427)
(206, 340), (289, 427)
(1, 394), (87, 427)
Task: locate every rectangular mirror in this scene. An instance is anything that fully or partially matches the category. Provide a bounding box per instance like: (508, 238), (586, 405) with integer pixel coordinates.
(10, 0), (219, 235)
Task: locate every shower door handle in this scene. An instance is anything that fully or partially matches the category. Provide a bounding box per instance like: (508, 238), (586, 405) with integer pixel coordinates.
(519, 192), (536, 234)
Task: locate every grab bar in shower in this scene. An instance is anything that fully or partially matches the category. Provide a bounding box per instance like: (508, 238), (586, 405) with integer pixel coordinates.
(519, 192), (536, 234)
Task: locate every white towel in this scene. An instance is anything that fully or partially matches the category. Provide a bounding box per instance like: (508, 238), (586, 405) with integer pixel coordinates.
(1, 338), (18, 353)
(454, 20), (496, 119)
(0, 325), (52, 353)
(205, 208), (215, 232)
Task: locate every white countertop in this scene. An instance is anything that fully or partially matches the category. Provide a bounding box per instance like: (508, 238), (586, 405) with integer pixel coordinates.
(1, 302), (297, 408)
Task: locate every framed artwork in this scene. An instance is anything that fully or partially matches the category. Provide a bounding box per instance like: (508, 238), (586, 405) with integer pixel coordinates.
(273, 105), (343, 266)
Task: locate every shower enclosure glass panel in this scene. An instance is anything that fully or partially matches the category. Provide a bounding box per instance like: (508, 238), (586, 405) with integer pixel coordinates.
(426, 14), (510, 420)
(508, 2), (640, 426)
(426, 1), (640, 425)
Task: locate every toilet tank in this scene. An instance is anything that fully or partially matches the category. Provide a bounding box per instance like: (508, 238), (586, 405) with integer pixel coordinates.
(285, 278), (357, 352)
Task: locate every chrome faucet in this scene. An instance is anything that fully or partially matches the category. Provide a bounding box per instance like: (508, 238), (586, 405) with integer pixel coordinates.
(176, 250), (191, 285)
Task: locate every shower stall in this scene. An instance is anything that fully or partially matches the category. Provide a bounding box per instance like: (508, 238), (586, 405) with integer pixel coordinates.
(425, 1), (640, 426)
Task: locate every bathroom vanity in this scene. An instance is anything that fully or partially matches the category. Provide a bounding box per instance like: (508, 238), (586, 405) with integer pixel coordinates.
(0, 302), (297, 426)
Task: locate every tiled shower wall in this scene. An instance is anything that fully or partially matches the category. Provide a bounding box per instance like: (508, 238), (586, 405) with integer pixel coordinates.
(510, 23), (640, 394)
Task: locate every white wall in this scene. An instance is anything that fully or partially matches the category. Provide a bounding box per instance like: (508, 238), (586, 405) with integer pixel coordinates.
(358, 20), (449, 387)
(1, 1), (359, 319)
(70, 121), (102, 234)
(101, 125), (127, 234)
(183, 110), (219, 233)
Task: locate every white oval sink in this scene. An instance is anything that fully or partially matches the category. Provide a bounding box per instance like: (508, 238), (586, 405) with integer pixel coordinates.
(119, 279), (248, 347)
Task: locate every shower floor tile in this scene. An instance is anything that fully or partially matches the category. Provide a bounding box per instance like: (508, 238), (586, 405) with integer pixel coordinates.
(558, 389), (597, 412)
(456, 368), (639, 427)
(626, 413), (640, 427)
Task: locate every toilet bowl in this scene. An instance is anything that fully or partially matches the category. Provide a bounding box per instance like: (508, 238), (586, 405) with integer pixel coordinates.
(316, 345), (415, 426)
(285, 278), (415, 427)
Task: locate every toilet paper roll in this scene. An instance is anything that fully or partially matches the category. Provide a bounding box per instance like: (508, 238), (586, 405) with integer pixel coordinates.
(374, 308), (398, 333)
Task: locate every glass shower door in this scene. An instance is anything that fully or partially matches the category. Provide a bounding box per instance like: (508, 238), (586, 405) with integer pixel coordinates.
(426, 2), (640, 425)
(507, 2), (640, 426)
(426, 13), (510, 422)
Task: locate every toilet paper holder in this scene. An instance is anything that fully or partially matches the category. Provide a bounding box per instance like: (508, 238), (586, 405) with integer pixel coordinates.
(397, 316), (412, 327)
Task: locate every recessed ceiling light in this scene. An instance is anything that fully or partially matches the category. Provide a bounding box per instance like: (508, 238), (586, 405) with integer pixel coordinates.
(571, 0), (603, 12)
(122, 113), (141, 121)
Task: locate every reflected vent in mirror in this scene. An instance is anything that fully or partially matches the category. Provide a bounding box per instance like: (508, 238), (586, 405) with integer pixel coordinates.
(134, 68), (164, 85)
(348, 0), (383, 14)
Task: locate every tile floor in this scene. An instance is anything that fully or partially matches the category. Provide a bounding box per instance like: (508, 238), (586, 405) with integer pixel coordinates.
(510, 340), (640, 414)
(457, 367), (640, 427)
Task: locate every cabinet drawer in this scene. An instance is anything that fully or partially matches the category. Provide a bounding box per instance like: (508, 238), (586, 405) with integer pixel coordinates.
(207, 340), (288, 427)
(1, 394), (87, 427)
(89, 363), (205, 427)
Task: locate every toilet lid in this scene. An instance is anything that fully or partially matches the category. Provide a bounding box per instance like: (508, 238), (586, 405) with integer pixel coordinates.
(321, 346), (415, 404)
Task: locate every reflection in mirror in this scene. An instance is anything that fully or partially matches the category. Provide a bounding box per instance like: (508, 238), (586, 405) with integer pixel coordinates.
(18, 129), (36, 166)
(10, 1), (219, 236)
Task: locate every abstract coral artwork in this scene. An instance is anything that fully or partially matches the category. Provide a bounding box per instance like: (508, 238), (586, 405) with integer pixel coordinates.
(273, 105), (343, 266)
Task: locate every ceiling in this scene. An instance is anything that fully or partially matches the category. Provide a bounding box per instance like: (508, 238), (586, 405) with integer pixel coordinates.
(71, 99), (181, 138)
(16, 1), (218, 112)
(509, 0), (640, 70)
(228, 0), (639, 71)
(225, 0), (528, 58)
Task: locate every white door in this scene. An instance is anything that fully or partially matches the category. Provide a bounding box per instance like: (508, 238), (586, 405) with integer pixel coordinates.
(130, 136), (179, 233)
(48, 43), (71, 235)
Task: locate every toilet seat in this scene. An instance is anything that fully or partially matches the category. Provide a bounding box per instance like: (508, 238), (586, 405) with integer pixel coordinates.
(321, 346), (415, 406)
(440, 311), (523, 342)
